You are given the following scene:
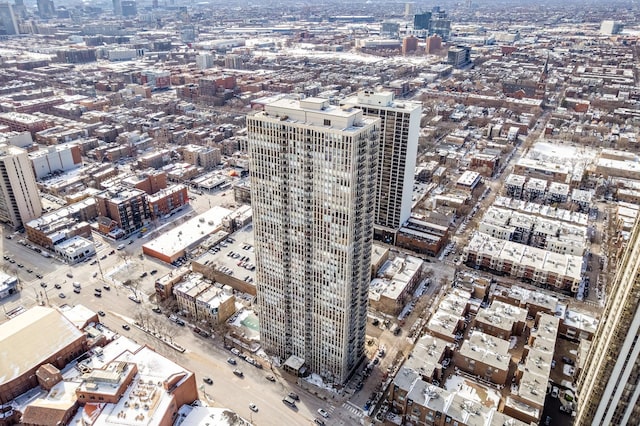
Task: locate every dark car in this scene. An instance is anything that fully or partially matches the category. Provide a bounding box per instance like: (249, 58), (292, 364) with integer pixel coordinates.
(35, 273), (43, 279)
(152, 307), (162, 314)
(54, 284), (61, 289)
(266, 375), (276, 382)
(40, 282), (47, 288)
(150, 269), (158, 275)
(203, 376), (213, 385)
(122, 324), (130, 330)
(97, 310), (106, 317)
(562, 356), (575, 366)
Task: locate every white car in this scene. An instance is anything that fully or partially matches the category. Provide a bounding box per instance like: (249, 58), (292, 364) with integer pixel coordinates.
(249, 403), (258, 412)
(551, 386), (559, 398)
(317, 408), (329, 418)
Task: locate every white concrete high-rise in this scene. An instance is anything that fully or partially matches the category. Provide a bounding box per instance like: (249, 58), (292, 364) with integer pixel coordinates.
(247, 97), (379, 384)
(576, 215), (640, 425)
(0, 145), (42, 228)
(342, 90), (421, 243)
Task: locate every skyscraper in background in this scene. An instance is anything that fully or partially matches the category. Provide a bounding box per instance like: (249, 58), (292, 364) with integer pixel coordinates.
(121, 0), (137, 17)
(36, 0), (55, 19)
(0, 2), (18, 35)
(413, 11), (431, 31)
(0, 145), (43, 229)
(247, 97), (379, 384)
(342, 90), (421, 244)
(576, 217), (640, 425)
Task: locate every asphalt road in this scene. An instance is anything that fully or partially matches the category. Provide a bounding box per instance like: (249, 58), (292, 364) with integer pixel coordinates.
(0, 186), (364, 425)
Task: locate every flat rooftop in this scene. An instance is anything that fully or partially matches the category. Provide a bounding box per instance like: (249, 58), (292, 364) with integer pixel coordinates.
(0, 306), (84, 384)
(143, 206), (232, 258)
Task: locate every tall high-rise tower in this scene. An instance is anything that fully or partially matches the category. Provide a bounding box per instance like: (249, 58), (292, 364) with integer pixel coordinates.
(342, 90), (420, 243)
(36, 0), (55, 18)
(576, 218), (640, 425)
(0, 145), (42, 229)
(247, 97), (379, 384)
(0, 3), (18, 35)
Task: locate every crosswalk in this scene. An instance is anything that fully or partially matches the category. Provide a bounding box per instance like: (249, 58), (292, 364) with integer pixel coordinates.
(342, 401), (365, 418)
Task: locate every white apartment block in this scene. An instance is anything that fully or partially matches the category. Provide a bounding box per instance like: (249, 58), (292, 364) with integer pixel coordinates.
(342, 90), (420, 243)
(0, 144), (42, 228)
(247, 97), (379, 384)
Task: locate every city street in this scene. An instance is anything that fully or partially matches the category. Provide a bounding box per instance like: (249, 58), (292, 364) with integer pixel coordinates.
(0, 185), (374, 425)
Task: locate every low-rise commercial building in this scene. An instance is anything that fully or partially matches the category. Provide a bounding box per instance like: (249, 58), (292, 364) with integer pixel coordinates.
(0, 307), (87, 404)
(54, 235), (96, 264)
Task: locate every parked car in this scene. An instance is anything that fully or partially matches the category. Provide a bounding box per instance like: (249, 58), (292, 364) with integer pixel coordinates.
(562, 356), (575, 366)
(288, 392), (299, 401)
(203, 376), (213, 385)
(249, 403), (258, 412)
(122, 324), (130, 330)
(551, 386), (559, 398)
(128, 295), (141, 304)
(59, 293), (66, 298)
(266, 375), (276, 382)
(152, 307), (162, 314)
(233, 369), (243, 377)
(227, 358), (237, 365)
(54, 284), (61, 289)
(282, 396), (296, 408)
